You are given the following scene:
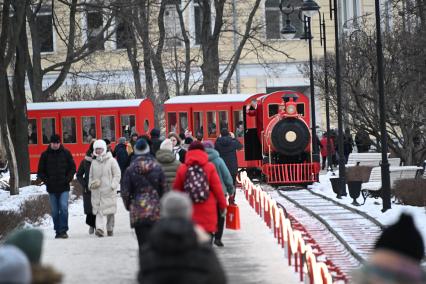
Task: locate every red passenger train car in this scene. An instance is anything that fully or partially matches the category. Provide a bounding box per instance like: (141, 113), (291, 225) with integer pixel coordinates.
(164, 91), (320, 185)
(27, 99), (154, 173)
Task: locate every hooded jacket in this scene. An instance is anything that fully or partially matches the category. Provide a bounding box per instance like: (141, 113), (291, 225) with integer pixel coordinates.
(121, 154), (167, 227)
(113, 143), (129, 174)
(156, 149), (181, 190)
(205, 148), (234, 196)
(37, 145), (76, 193)
(76, 155), (94, 215)
(138, 218), (226, 284)
(173, 149), (227, 233)
(89, 151), (121, 215)
(214, 136), (242, 176)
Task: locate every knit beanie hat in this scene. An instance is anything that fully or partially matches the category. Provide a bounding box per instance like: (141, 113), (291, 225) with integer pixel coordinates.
(202, 140), (214, 149)
(49, 134), (61, 143)
(160, 191), (193, 219)
(118, 137), (127, 144)
(220, 128), (229, 137)
(160, 139), (173, 152)
(375, 213), (424, 262)
(184, 137), (193, 145)
(5, 228), (44, 264)
(150, 128), (160, 138)
(134, 138), (150, 155)
(0, 245), (32, 284)
(93, 139), (107, 156)
(188, 141), (205, 151)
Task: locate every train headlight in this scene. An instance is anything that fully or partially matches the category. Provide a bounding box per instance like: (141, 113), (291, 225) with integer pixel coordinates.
(286, 105), (296, 115)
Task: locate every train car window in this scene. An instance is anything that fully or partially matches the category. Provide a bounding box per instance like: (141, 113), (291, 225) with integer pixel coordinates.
(101, 116), (116, 142)
(42, 118), (56, 144)
(28, 119), (38, 144)
(179, 113), (188, 135)
(233, 110), (244, 137)
(62, 117), (76, 144)
(218, 111), (229, 131)
(193, 112), (204, 138)
(121, 115), (136, 139)
(207, 111), (217, 138)
(297, 103), (305, 116)
(168, 113), (177, 133)
(144, 120), (149, 133)
(268, 104), (279, 117)
(82, 116), (97, 143)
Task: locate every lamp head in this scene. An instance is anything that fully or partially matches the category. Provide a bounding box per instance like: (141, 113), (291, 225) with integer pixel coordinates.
(301, 0), (320, 18)
(281, 19), (297, 40)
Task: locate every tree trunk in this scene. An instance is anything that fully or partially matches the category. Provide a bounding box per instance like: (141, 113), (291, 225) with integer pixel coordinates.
(126, 30), (143, 98)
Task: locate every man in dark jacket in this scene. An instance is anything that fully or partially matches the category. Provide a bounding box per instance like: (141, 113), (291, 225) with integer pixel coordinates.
(138, 191), (226, 284)
(150, 128), (163, 156)
(37, 134), (76, 239)
(113, 137), (129, 175)
(215, 128), (242, 186)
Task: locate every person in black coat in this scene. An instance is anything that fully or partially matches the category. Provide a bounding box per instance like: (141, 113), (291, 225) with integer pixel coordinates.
(113, 137), (130, 175)
(76, 142), (96, 234)
(215, 128), (243, 185)
(150, 128), (163, 156)
(37, 134), (76, 239)
(138, 191), (226, 284)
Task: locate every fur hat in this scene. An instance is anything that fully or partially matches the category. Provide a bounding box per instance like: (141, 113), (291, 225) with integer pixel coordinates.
(188, 141), (205, 151)
(0, 245), (32, 284)
(202, 140), (214, 149)
(118, 137), (127, 144)
(49, 134), (60, 143)
(134, 138), (150, 155)
(160, 191), (192, 219)
(150, 128), (160, 138)
(5, 228), (44, 264)
(375, 213), (424, 262)
(93, 139), (107, 156)
(160, 139), (173, 152)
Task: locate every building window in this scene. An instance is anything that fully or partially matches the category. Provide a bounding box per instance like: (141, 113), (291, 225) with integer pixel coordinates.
(116, 18), (132, 50)
(87, 9), (104, 51)
(194, 1), (202, 45)
(165, 0), (183, 47)
(265, 0), (303, 40)
(36, 6), (54, 52)
(342, 0), (360, 29)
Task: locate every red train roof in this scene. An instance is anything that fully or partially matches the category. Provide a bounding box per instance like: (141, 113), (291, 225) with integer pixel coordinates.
(164, 94), (254, 104)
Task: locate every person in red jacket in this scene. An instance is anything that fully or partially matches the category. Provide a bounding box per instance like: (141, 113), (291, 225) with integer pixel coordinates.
(173, 141), (227, 241)
(320, 133), (335, 170)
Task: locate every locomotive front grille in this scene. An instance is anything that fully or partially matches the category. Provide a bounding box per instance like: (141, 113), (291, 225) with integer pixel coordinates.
(262, 163), (320, 184)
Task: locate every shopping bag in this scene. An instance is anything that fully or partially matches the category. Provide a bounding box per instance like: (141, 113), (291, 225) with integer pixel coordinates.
(226, 204), (241, 230)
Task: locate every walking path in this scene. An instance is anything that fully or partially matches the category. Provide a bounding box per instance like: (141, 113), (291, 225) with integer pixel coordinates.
(41, 190), (300, 284)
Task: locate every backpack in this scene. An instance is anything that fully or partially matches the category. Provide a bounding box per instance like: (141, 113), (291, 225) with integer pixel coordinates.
(184, 164), (210, 203)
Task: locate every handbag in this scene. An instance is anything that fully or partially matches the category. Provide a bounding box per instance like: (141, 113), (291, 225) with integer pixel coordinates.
(225, 204), (241, 230)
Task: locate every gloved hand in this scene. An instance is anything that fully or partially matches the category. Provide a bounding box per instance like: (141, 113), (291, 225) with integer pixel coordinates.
(90, 179), (101, 189)
(228, 195), (235, 205)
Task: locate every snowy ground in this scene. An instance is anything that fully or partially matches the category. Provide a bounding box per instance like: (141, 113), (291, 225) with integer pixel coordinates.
(310, 171), (426, 245)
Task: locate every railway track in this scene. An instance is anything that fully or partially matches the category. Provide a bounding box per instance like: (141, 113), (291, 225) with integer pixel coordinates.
(267, 186), (384, 278)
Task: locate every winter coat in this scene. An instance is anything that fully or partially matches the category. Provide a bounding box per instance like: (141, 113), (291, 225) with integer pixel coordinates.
(37, 145), (76, 193)
(89, 152), (121, 215)
(320, 137), (335, 158)
(76, 156), (93, 215)
(113, 143), (129, 174)
(214, 136), (242, 176)
(173, 146), (186, 163)
(139, 218), (227, 284)
(205, 148), (234, 196)
(151, 137), (163, 156)
(155, 149), (181, 190)
(173, 149), (227, 233)
(121, 154), (167, 227)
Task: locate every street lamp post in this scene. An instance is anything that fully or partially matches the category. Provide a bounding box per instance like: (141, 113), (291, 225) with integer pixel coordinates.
(279, 0), (321, 163)
(374, 0), (391, 211)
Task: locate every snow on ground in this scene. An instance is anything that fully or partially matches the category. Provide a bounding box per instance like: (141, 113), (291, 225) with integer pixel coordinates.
(310, 171), (426, 246)
(0, 185), (47, 212)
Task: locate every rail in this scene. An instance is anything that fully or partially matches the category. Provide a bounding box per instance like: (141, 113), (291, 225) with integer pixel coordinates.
(238, 172), (335, 284)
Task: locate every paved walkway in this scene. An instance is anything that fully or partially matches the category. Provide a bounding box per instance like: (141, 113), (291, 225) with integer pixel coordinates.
(41, 190), (300, 284)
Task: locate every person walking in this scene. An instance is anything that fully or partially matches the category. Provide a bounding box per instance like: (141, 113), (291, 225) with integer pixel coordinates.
(37, 134), (76, 239)
(343, 128), (354, 163)
(215, 128), (242, 202)
(355, 129), (372, 153)
(113, 137), (130, 176)
(138, 191), (227, 284)
(76, 142), (97, 234)
(155, 139), (181, 190)
(173, 141), (227, 241)
(150, 128), (163, 156)
(168, 132), (186, 163)
(89, 139), (121, 237)
(203, 141), (234, 247)
(121, 138), (167, 247)
(320, 133), (335, 170)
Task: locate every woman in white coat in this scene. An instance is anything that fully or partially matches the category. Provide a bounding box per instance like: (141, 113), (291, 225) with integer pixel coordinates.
(89, 139), (121, 237)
